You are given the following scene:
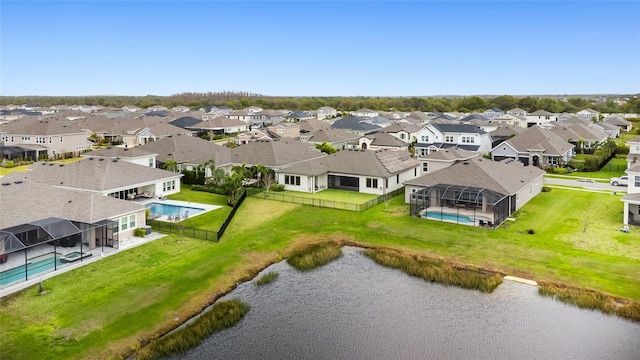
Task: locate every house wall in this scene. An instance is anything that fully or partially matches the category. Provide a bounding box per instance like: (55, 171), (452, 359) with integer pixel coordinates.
(153, 178), (182, 197)
(491, 143), (520, 161)
(513, 174), (544, 210)
(277, 173), (310, 192)
(421, 160), (453, 175)
(628, 172), (640, 195)
(111, 209), (146, 241)
(122, 156), (155, 167)
(404, 185), (423, 203)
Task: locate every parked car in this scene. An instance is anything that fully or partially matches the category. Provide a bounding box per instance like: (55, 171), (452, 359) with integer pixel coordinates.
(610, 176), (629, 186)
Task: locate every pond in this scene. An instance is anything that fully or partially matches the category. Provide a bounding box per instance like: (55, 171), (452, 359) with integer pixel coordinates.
(172, 247), (640, 360)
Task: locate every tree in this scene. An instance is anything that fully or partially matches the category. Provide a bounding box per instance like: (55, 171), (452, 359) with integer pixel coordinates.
(163, 159), (178, 173)
(315, 142), (337, 154)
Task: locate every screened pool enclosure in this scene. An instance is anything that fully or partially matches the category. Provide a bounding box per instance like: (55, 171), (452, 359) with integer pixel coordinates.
(409, 184), (514, 228)
(0, 217), (118, 288)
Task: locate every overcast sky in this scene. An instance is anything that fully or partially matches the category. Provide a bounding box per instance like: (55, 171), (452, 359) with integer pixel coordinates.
(1, 1), (639, 96)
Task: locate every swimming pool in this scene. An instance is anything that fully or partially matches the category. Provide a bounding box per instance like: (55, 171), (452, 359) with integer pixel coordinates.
(423, 211), (490, 224)
(61, 251), (92, 263)
(0, 253), (63, 285)
(146, 202), (205, 218)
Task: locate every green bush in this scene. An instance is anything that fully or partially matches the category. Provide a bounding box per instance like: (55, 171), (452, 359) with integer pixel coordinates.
(542, 186), (552, 192)
(133, 228), (147, 237)
(615, 144), (630, 155)
(551, 167), (568, 175)
(191, 184), (227, 195)
(270, 184), (285, 192)
(2, 160), (14, 168)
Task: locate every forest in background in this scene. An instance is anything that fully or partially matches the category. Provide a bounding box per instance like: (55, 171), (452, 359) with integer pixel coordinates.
(1, 92), (639, 114)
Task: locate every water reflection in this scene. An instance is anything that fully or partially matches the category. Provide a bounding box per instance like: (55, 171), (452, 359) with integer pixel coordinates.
(174, 247), (640, 360)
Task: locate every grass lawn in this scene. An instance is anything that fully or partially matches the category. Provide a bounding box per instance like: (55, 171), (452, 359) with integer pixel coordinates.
(0, 164), (30, 176)
(167, 186), (232, 231)
(1, 188), (639, 360)
(565, 156), (628, 179)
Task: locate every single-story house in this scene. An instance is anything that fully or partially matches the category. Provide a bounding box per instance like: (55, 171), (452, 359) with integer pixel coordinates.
(490, 126), (575, 168)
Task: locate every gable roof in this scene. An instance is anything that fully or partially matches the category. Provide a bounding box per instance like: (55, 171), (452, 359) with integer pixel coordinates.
(0, 181), (144, 230)
(363, 132), (410, 147)
(230, 139), (326, 168)
(281, 149), (419, 178)
(528, 110), (556, 116)
(499, 126), (574, 155)
(136, 133), (232, 166)
(420, 147), (480, 162)
(304, 128), (360, 143)
(549, 123), (608, 142)
(189, 117), (247, 130)
(0, 116), (85, 135)
(405, 157), (544, 195)
(169, 116), (202, 129)
(83, 146), (157, 159)
(429, 123), (487, 135)
(331, 116), (381, 132)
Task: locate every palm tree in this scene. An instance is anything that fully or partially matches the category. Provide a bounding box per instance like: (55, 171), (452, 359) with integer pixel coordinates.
(163, 159), (179, 173)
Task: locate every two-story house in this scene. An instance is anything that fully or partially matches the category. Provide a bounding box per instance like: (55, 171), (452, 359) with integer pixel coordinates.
(526, 110), (558, 127)
(317, 106), (338, 120)
(507, 108), (528, 117)
(577, 108), (600, 120)
(482, 108), (504, 119)
(351, 108), (379, 117)
(626, 136), (640, 169)
(490, 114), (527, 128)
(621, 162), (640, 226)
(414, 123), (493, 156)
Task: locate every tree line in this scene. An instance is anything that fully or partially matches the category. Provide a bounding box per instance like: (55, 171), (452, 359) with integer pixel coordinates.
(1, 93), (638, 114)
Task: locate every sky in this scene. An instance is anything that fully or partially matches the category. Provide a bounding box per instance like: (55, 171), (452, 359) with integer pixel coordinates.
(1, 1), (639, 97)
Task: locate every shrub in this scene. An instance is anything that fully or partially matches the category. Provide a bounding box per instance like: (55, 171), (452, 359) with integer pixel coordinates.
(255, 271), (279, 286)
(191, 184), (227, 195)
(542, 186), (552, 192)
(287, 242), (342, 271)
(551, 167), (568, 175)
(270, 184), (285, 192)
(133, 228), (146, 237)
(615, 144), (630, 155)
(2, 160), (14, 168)
(526, 229), (535, 235)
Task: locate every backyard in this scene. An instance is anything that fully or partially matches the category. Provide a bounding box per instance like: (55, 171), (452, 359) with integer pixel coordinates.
(0, 187), (639, 360)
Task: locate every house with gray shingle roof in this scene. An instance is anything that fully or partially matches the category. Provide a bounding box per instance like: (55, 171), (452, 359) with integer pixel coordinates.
(548, 123), (608, 151)
(404, 157), (544, 227)
(188, 117), (249, 135)
(331, 116), (381, 135)
(3, 157), (183, 200)
(278, 148), (419, 195)
(526, 110), (558, 126)
(577, 108), (600, 120)
(358, 131), (410, 151)
(136, 134), (233, 175)
(82, 145), (158, 167)
(317, 106), (337, 120)
(352, 108), (379, 117)
(591, 121), (620, 139)
(482, 108), (504, 119)
(414, 123), (493, 156)
(507, 108), (528, 117)
(490, 114), (527, 128)
(230, 139), (326, 172)
(299, 128), (359, 150)
(603, 115), (633, 132)
(490, 126), (575, 168)
(418, 147), (479, 175)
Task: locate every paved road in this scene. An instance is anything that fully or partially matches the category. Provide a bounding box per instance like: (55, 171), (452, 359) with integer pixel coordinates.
(544, 177), (625, 192)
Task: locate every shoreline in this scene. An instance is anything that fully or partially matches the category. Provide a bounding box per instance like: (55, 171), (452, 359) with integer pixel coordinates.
(128, 239), (640, 359)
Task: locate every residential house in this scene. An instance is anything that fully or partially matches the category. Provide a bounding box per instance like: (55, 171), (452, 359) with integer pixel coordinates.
(526, 110), (558, 127)
(490, 114), (527, 128)
(230, 139), (326, 172)
(267, 123), (300, 139)
(136, 134), (233, 175)
(577, 108), (600, 120)
(236, 129), (274, 145)
(548, 123), (608, 152)
(482, 108), (504, 119)
(557, 112), (574, 122)
(147, 105), (168, 112)
(459, 114), (491, 124)
(358, 131), (410, 151)
(621, 162), (640, 226)
(169, 116), (203, 130)
(171, 106), (190, 113)
(626, 136), (640, 169)
(299, 128), (360, 150)
(331, 116), (381, 136)
(0, 116), (90, 159)
(490, 126), (575, 167)
(278, 148), (419, 195)
(591, 121), (621, 139)
(379, 122), (422, 143)
(507, 108), (528, 117)
(122, 106), (142, 112)
(317, 106), (338, 120)
(418, 147), (479, 175)
(188, 117), (249, 135)
(404, 157), (545, 228)
(414, 123), (493, 156)
(81, 146), (158, 168)
(352, 108), (379, 117)
(284, 111), (314, 122)
(603, 115), (633, 132)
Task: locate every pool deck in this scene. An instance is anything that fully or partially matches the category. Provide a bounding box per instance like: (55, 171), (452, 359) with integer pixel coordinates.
(0, 232), (167, 298)
(138, 198), (222, 222)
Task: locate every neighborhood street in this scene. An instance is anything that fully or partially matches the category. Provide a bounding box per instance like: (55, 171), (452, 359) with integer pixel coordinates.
(544, 176), (625, 192)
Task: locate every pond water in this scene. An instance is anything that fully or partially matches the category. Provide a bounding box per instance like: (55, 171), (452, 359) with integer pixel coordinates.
(172, 247), (640, 360)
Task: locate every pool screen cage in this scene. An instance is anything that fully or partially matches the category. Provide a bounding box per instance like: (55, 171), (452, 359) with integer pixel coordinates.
(409, 184), (511, 227)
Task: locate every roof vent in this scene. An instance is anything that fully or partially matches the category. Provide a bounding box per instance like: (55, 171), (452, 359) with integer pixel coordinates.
(1, 182), (10, 186)
(89, 157), (94, 160)
(49, 163), (55, 166)
(99, 158), (104, 161)
(14, 180), (23, 184)
(462, 162), (469, 165)
(112, 159), (118, 162)
(124, 148), (128, 151)
(59, 164), (64, 167)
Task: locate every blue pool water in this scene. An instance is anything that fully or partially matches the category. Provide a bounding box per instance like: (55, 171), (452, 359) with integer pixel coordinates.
(0, 253), (63, 285)
(424, 211), (489, 224)
(146, 202), (204, 217)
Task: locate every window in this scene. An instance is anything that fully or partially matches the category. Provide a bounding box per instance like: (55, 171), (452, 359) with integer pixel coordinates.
(635, 145), (640, 152)
(366, 178), (378, 188)
(113, 220), (119, 234)
(60, 136), (63, 142)
(129, 214), (136, 229)
(420, 135), (429, 142)
(400, 133), (406, 139)
(461, 136), (475, 144)
(149, 158), (154, 167)
(422, 162), (429, 172)
(284, 175), (301, 186)
(635, 176), (640, 187)
(120, 216), (129, 232)
(445, 135), (454, 143)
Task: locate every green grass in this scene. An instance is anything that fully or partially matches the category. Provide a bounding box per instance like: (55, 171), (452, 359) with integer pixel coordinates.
(1, 189), (639, 359)
(255, 271), (279, 286)
(286, 242), (343, 271)
(364, 248), (503, 293)
(565, 156), (628, 179)
(134, 299), (250, 360)
(0, 164), (30, 176)
(262, 188), (378, 203)
(167, 186), (232, 231)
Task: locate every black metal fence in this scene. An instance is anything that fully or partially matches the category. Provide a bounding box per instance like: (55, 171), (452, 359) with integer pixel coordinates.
(218, 191), (247, 239)
(247, 187), (405, 212)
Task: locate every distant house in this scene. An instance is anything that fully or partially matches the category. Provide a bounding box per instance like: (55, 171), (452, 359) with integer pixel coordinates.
(236, 129), (274, 145)
(277, 149), (419, 195)
(285, 111), (314, 122)
(490, 126), (575, 167)
(82, 146), (158, 168)
(482, 108), (504, 119)
(414, 123), (493, 156)
(507, 108), (528, 117)
(577, 108), (600, 120)
(603, 115), (633, 132)
(188, 117), (249, 135)
(171, 106), (190, 113)
(331, 116), (381, 136)
(591, 121), (620, 139)
(490, 114), (527, 128)
(526, 110), (558, 127)
(317, 106), (338, 120)
(352, 108), (379, 117)
(358, 131), (410, 151)
(548, 123), (608, 151)
(379, 122), (422, 143)
(404, 157), (544, 228)
(299, 128), (360, 150)
(267, 123), (300, 139)
(230, 139), (326, 172)
(488, 126), (524, 148)
(147, 105), (168, 112)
